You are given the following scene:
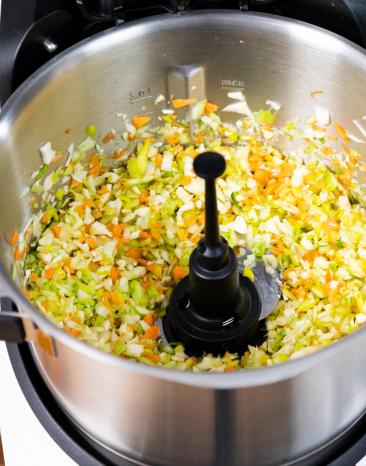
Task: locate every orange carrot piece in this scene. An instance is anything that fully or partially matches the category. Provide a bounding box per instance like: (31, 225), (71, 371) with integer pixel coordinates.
(88, 166), (100, 176)
(139, 231), (151, 239)
(67, 327), (81, 338)
(143, 314), (154, 326)
(52, 225), (62, 238)
(310, 89), (324, 97)
(112, 224), (124, 238)
(14, 247), (24, 261)
(9, 230), (19, 246)
(75, 204), (85, 216)
(85, 236), (97, 249)
(181, 176), (192, 186)
(132, 115), (151, 129)
(110, 267), (120, 283)
(334, 122), (350, 143)
(155, 154), (163, 167)
(254, 169), (271, 187)
(41, 213), (50, 224)
(98, 185), (110, 195)
(139, 191), (149, 203)
(205, 102), (218, 113)
(144, 353), (160, 363)
(125, 248), (140, 259)
(166, 134), (178, 145)
(30, 272), (38, 282)
(102, 131), (115, 144)
(102, 295), (112, 309)
(142, 326), (160, 341)
(44, 268), (56, 279)
(112, 150), (124, 159)
(173, 265), (188, 281)
(172, 98), (197, 109)
(109, 291), (121, 305)
(151, 231), (161, 240)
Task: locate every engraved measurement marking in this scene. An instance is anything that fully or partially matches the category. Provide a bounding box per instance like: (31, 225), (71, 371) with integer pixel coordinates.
(129, 87), (152, 104)
(221, 79), (245, 89)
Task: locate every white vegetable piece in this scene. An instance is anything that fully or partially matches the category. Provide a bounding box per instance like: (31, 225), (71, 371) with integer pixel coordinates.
(314, 106), (331, 126)
(40, 142), (56, 165)
(90, 222), (112, 237)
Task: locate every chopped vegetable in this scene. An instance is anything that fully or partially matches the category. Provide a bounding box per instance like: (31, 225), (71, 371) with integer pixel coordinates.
(16, 97), (366, 372)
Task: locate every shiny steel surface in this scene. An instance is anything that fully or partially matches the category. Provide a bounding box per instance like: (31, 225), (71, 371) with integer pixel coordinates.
(1, 11), (366, 465)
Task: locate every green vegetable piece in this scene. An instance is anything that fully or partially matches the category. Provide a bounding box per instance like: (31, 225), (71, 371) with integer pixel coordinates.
(86, 124), (97, 138)
(127, 142), (150, 178)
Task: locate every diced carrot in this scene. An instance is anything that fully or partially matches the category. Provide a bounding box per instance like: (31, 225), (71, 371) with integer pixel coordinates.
(310, 89), (324, 97)
(89, 154), (100, 168)
(151, 231), (161, 240)
(98, 185), (110, 195)
(143, 137), (155, 144)
(75, 204), (85, 216)
(109, 291), (121, 305)
(102, 294), (112, 309)
(143, 314), (154, 326)
(44, 268), (56, 279)
(173, 265), (188, 281)
(9, 230), (19, 246)
(205, 102), (218, 113)
(155, 154), (163, 167)
(102, 132), (115, 144)
(181, 176), (192, 186)
(183, 213), (198, 227)
(139, 191), (149, 203)
(334, 122), (350, 143)
(178, 228), (188, 241)
(88, 166), (100, 176)
(142, 326), (160, 341)
(110, 267), (120, 283)
(41, 213), (50, 224)
(146, 264), (160, 275)
(254, 169), (271, 187)
(279, 163), (293, 178)
(128, 133), (137, 141)
(194, 131), (205, 144)
(125, 248), (140, 259)
(322, 146), (333, 156)
(166, 134), (179, 145)
(112, 224), (124, 238)
(172, 98), (197, 109)
(137, 258), (148, 266)
(52, 225), (62, 238)
(139, 231), (151, 239)
(67, 327), (81, 338)
(85, 236), (97, 249)
(144, 353), (160, 363)
(30, 272), (38, 282)
(271, 247), (282, 256)
(93, 210), (103, 219)
(14, 247), (24, 261)
(190, 233), (201, 243)
(303, 250), (317, 262)
(88, 262), (99, 271)
(225, 366), (236, 372)
(132, 115), (151, 129)
(112, 150), (124, 159)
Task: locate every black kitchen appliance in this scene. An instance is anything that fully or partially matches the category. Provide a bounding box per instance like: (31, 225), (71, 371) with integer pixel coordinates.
(2, 1), (366, 465)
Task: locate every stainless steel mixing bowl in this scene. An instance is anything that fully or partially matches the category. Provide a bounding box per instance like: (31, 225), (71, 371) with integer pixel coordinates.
(1, 10), (366, 466)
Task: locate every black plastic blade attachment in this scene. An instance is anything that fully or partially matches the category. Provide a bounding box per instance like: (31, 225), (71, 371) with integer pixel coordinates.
(163, 152), (262, 356)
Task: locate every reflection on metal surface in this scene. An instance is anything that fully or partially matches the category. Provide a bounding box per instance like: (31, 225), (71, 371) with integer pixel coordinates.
(168, 64), (206, 100)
